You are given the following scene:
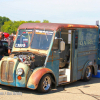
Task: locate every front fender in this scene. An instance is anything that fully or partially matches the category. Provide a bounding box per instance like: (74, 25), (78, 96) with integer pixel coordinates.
(27, 68), (53, 90)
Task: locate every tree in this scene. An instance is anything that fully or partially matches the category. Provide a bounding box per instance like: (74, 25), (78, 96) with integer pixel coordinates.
(2, 20), (13, 34)
(2, 20), (27, 34)
(42, 20), (49, 23)
(1, 17), (50, 34)
(0, 16), (10, 31)
(27, 20), (35, 23)
(34, 20), (41, 23)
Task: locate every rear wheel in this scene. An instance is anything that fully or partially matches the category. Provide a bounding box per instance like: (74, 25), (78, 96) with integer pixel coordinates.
(83, 66), (92, 81)
(37, 74), (52, 93)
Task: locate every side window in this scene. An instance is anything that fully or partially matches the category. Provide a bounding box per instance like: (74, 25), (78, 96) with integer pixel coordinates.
(75, 31), (78, 49)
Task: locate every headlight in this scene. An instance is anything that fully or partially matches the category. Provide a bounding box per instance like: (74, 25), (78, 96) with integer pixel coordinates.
(17, 68), (24, 75)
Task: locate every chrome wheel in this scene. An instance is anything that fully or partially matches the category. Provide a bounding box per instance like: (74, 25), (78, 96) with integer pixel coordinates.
(86, 66), (92, 78)
(37, 74), (52, 93)
(43, 76), (51, 91)
(83, 66), (92, 81)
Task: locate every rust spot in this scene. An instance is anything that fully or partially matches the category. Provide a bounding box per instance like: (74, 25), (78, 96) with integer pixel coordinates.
(29, 68), (52, 88)
(80, 26), (85, 28)
(78, 68), (83, 71)
(47, 59), (60, 62)
(49, 55), (53, 57)
(68, 25), (73, 27)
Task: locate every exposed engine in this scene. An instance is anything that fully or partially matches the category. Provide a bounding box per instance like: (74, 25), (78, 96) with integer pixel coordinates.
(13, 52), (46, 69)
(17, 54), (35, 65)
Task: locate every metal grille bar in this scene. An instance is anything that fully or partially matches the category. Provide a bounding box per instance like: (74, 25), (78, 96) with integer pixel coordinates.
(7, 61), (14, 82)
(1, 61), (14, 82)
(1, 61), (7, 81)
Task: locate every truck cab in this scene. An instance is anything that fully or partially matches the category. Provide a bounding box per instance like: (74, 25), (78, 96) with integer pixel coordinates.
(0, 23), (99, 93)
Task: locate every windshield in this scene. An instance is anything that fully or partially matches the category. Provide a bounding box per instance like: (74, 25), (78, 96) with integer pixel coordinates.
(15, 29), (33, 48)
(31, 30), (53, 50)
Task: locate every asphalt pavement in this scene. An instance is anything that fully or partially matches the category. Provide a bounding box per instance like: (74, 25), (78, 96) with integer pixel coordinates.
(0, 77), (100, 100)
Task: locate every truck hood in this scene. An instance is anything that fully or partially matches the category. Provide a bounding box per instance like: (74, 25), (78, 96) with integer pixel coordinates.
(12, 47), (48, 56)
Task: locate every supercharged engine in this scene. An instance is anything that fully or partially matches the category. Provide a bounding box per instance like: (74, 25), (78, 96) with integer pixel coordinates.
(13, 52), (46, 69)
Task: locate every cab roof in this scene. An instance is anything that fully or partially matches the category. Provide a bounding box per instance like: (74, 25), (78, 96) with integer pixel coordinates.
(18, 23), (98, 31)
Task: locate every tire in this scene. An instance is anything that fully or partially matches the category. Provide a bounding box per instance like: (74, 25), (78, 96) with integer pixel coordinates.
(83, 66), (92, 81)
(37, 74), (52, 93)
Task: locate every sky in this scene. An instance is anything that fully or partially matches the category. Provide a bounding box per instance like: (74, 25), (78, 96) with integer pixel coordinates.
(0, 0), (100, 25)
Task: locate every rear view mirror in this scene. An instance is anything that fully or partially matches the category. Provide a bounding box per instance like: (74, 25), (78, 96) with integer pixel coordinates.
(60, 41), (65, 51)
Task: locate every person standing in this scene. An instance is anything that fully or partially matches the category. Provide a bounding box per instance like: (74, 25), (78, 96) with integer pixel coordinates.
(0, 32), (6, 60)
(8, 35), (15, 55)
(0, 32), (8, 60)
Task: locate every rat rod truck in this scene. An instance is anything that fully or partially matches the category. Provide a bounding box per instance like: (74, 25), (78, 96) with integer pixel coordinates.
(0, 23), (99, 93)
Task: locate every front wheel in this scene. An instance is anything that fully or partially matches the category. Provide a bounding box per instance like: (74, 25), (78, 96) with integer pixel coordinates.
(37, 74), (52, 93)
(83, 66), (92, 81)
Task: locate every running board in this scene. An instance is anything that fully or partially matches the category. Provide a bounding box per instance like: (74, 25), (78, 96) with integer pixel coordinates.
(59, 68), (70, 84)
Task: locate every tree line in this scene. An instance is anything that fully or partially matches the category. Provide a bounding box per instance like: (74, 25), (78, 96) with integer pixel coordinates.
(0, 16), (50, 34)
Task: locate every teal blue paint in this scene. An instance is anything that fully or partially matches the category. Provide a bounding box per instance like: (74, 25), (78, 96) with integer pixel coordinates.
(98, 29), (100, 66)
(46, 50), (59, 86)
(16, 80), (26, 87)
(0, 27), (99, 90)
(0, 59), (19, 86)
(71, 28), (99, 81)
(1, 73), (16, 86)
(44, 30), (59, 85)
(71, 31), (78, 81)
(16, 74), (26, 87)
(16, 71), (28, 87)
(1, 81), (8, 85)
(98, 44), (100, 65)
(16, 67), (29, 87)
(44, 31), (56, 67)
(27, 84), (35, 89)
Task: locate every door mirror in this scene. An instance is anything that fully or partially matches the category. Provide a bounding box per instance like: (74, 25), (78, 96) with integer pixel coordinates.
(60, 41), (65, 51)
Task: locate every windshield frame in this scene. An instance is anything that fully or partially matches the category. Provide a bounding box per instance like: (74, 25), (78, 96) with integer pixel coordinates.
(30, 29), (54, 50)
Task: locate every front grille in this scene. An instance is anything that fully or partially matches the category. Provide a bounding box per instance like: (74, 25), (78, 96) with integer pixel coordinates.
(1, 61), (14, 82)
(1, 61), (7, 81)
(7, 61), (14, 82)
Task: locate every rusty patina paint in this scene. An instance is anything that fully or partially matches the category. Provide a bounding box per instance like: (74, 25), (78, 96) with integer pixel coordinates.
(18, 23), (98, 31)
(78, 68), (83, 72)
(0, 57), (19, 86)
(27, 68), (53, 89)
(16, 62), (30, 87)
(12, 48), (48, 56)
